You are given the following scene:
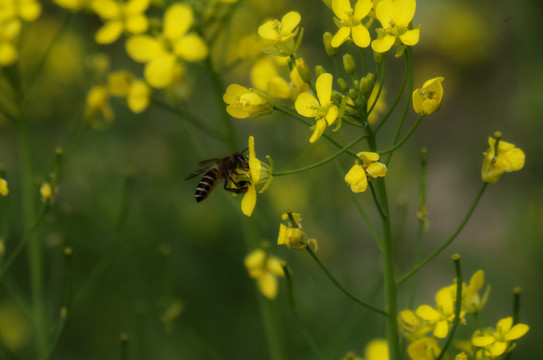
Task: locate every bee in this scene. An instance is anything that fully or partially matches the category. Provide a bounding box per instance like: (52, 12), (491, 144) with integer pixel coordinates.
(185, 152), (250, 202)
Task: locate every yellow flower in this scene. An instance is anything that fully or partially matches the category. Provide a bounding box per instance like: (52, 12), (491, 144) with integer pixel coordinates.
(331, 0), (372, 48)
(481, 134), (525, 183)
(364, 339), (389, 360)
(92, 0), (150, 44)
(107, 71), (150, 113)
(250, 58), (291, 99)
(407, 337), (441, 360)
(0, 19), (20, 66)
(398, 309), (433, 341)
(0, 0), (41, 22)
(412, 77), (444, 115)
(277, 212), (318, 250)
(415, 286), (464, 339)
(0, 178), (8, 196)
(85, 85), (114, 126)
(239, 136), (273, 217)
(125, 3), (208, 88)
(295, 73), (339, 143)
(258, 11), (302, 56)
(223, 84), (272, 119)
(471, 317), (529, 357)
(40, 182), (54, 203)
(244, 248), (285, 300)
(460, 270), (490, 314)
(371, 0), (420, 55)
(344, 152), (387, 193)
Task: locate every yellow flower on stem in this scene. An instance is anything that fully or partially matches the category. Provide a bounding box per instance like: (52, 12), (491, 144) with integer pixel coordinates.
(344, 152), (387, 193)
(481, 133), (525, 183)
(92, 0), (150, 44)
(244, 248), (285, 300)
(412, 77), (444, 115)
(459, 269), (490, 314)
(371, 0), (420, 55)
(415, 286), (464, 339)
(471, 317), (529, 357)
(238, 136), (273, 217)
(0, 178), (8, 196)
(330, 0), (372, 48)
(277, 212), (318, 250)
(295, 73), (339, 143)
(125, 3), (208, 88)
(223, 84), (272, 119)
(258, 11), (302, 56)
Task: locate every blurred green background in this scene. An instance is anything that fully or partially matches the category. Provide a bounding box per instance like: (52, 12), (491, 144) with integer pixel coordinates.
(0, 0), (542, 358)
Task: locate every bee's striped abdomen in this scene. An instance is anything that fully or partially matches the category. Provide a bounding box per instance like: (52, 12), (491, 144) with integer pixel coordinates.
(195, 168), (221, 202)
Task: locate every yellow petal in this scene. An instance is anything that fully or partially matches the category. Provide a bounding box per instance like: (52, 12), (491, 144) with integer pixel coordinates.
(95, 21), (124, 44)
(163, 3), (192, 40)
(354, 0), (372, 20)
(366, 162), (387, 178)
(331, 26), (350, 48)
(497, 317), (513, 333)
(107, 71), (133, 96)
(258, 273), (278, 299)
(416, 305), (441, 321)
(258, 20), (280, 41)
(375, 0), (394, 29)
(278, 224), (288, 246)
(92, 0), (120, 19)
(489, 342), (507, 357)
(267, 257), (285, 277)
(124, 0), (150, 14)
(19, 1), (42, 21)
(351, 24), (370, 48)
(280, 11), (301, 35)
(505, 324), (529, 341)
(125, 35), (165, 62)
(399, 28), (420, 46)
(332, 0), (352, 20)
(316, 73), (333, 106)
(223, 84), (250, 104)
(364, 339), (389, 360)
(468, 270), (484, 292)
(325, 105), (338, 125)
(127, 80), (150, 113)
(144, 55), (176, 88)
(371, 34), (396, 53)
(345, 164), (367, 193)
(393, 0), (416, 29)
(241, 185), (257, 216)
(295, 92), (320, 117)
(125, 14), (149, 34)
(472, 335), (495, 347)
(309, 118), (327, 143)
(358, 151), (380, 163)
(496, 147), (525, 172)
(250, 58), (278, 91)
(0, 179), (9, 196)
(173, 34), (208, 61)
(434, 320), (449, 338)
(0, 42), (18, 66)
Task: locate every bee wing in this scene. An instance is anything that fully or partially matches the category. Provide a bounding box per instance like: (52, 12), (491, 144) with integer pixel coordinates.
(185, 166), (211, 180)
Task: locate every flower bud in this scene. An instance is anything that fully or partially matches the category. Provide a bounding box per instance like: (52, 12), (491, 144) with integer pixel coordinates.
(295, 58), (312, 83)
(315, 65), (326, 78)
(359, 72), (375, 95)
(348, 88), (357, 101)
(343, 53), (356, 74)
(323, 32), (337, 56)
(337, 78), (349, 92)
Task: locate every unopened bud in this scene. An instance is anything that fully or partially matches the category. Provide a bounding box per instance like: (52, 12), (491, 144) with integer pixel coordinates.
(359, 73), (375, 95)
(373, 51), (385, 64)
(295, 58), (312, 83)
(315, 65), (326, 78)
(343, 53), (356, 74)
(348, 88), (357, 101)
(337, 78), (349, 92)
(323, 32), (337, 56)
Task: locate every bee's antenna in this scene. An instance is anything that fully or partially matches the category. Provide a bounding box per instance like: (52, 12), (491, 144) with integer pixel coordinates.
(241, 147), (249, 154)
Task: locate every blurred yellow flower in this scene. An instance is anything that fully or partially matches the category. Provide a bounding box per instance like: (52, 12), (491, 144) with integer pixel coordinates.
(481, 135), (525, 183)
(295, 73), (338, 143)
(0, 19), (19, 66)
(244, 248), (285, 299)
(125, 3), (208, 88)
(371, 0), (420, 54)
(415, 286), (463, 339)
(407, 337), (440, 360)
(0, 303), (32, 351)
(107, 70), (150, 113)
(92, 0), (150, 44)
(344, 152), (387, 193)
(460, 269), (490, 314)
(364, 339), (389, 360)
(412, 77), (444, 115)
(472, 317), (529, 357)
(0, 0), (41, 22)
(398, 309), (433, 341)
(258, 11), (301, 56)
(330, 0), (372, 48)
(52, 0), (89, 11)
(85, 85), (114, 126)
(0, 178), (8, 196)
(223, 84), (272, 119)
(40, 182), (54, 202)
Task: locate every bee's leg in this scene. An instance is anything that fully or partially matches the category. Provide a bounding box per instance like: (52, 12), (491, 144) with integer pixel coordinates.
(223, 179), (249, 194)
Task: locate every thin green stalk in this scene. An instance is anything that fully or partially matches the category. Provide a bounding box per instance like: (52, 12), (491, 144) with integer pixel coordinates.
(367, 60), (385, 115)
(378, 115), (424, 158)
(282, 265), (325, 360)
(332, 55), (344, 78)
(360, 48), (367, 76)
(398, 182), (488, 285)
(152, 98), (225, 141)
(365, 125), (400, 360)
(273, 105), (359, 158)
(374, 54), (409, 134)
(305, 247), (387, 316)
(273, 134), (367, 176)
(436, 255), (463, 360)
(369, 182), (388, 219)
(384, 48), (414, 164)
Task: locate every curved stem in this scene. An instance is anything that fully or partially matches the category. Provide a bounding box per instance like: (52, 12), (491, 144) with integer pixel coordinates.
(378, 114), (424, 157)
(306, 247), (387, 316)
(273, 134), (367, 176)
(398, 182), (488, 285)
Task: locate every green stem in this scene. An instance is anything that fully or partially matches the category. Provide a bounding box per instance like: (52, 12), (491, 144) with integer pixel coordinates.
(282, 265), (325, 360)
(436, 255), (463, 360)
(272, 134), (366, 176)
(378, 115), (424, 157)
(305, 247), (387, 316)
(367, 60), (385, 115)
(398, 182), (488, 285)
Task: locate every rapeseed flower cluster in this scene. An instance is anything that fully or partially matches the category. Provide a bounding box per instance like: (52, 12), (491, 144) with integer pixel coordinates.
(0, 0), (41, 66)
(244, 246), (284, 300)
